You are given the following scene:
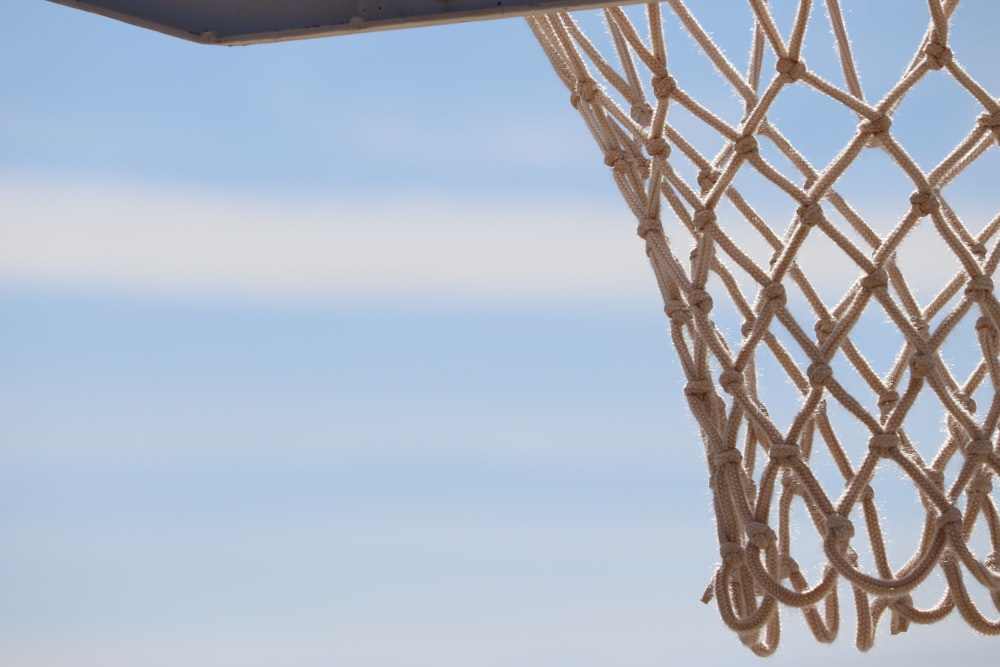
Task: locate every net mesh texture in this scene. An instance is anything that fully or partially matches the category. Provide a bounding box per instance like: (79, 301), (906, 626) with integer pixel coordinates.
(529, 0), (1000, 654)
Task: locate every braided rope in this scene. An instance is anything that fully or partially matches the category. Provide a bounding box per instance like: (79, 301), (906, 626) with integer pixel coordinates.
(529, 0), (1000, 653)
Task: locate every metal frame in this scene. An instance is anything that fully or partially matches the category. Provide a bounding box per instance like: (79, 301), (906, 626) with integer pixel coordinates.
(47, 0), (632, 45)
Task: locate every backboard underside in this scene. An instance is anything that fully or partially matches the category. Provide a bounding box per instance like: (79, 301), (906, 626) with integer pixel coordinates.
(47, 0), (631, 45)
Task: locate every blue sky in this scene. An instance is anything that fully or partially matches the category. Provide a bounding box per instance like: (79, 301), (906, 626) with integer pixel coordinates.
(3, 1), (999, 665)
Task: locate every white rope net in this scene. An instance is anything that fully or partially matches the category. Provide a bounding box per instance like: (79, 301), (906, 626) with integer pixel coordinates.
(529, 0), (1000, 653)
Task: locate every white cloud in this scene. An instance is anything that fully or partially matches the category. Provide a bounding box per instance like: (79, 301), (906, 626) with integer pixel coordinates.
(0, 176), (653, 305)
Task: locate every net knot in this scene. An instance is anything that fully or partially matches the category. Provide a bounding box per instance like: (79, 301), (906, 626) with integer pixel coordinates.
(965, 276), (994, 301)
(689, 289), (714, 314)
(979, 111), (1000, 143)
(769, 443), (800, 464)
(869, 433), (901, 457)
(762, 283), (787, 306)
(878, 390), (900, 411)
(965, 438), (994, 458)
(630, 102), (653, 127)
(646, 136), (671, 158)
(697, 168), (720, 193)
(807, 362), (833, 387)
(986, 551), (1000, 573)
(778, 554), (801, 578)
(684, 379), (714, 396)
(719, 369), (744, 393)
(909, 352), (936, 377)
(814, 318), (835, 343)
(637, 217), (662, 240)
(924, 41), (953, 69)
(909, 191), (940, 216)
(574, 78), (601, 104)
(714, 449), (743, 468)
(693, 209), (717, 232)
(746, 522), (776, 549)
(969, 473), (993, 496)
(603, 148), (629, 170)
(734, 135), (758, 156)
(776, 57), (806, 82)
(935, 506), (962, 530)
(651, 73), (677, 100)
(720, 541), (744, 566)
(824, 514), (855, 543)
(979, 111), (1000, 129)
(861, 268), (889, 291)
(860, 114), (892, 137)
(781, 472), (805, 495)
(924, 466), (945, 490)
(797, 202), (825, 227)
(888, 595), (914, 635)
(861, 485), (875, 503)
(664, 299), (692, 323)
(740, 320), (755, 337)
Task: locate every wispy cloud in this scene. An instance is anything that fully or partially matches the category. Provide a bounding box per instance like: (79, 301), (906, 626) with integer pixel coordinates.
(0, 173), (977, 311)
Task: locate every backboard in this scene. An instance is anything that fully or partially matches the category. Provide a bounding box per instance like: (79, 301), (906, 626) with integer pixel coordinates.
(47, 0), (630, 45)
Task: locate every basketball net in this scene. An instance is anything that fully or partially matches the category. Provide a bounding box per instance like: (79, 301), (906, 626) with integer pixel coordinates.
(529, 0), (1000, 653)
